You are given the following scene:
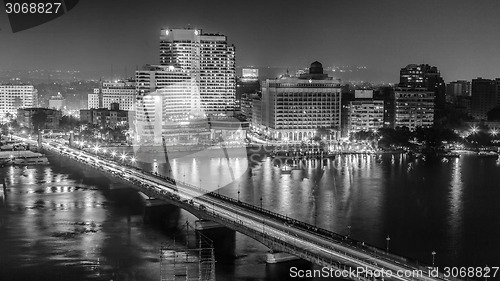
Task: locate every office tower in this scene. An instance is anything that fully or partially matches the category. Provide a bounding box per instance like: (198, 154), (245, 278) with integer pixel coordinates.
(159, 28), (236, 116)
(257, 61), (342, 142)
(89, 80), (136, 111)
(471, 78), (497, 120)
(347, 90), (384, 134)
(0, 84), (37, 121)
(134, 64), (205, 144)
(399, 64), (446, 110)
(393, 87), (434, 130)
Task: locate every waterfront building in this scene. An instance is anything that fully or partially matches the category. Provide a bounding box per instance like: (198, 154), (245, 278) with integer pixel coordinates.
(399, 64), (445, 110)
(0, 84), (37, 121)
(89, 80), (135, 111)
(257, 61), (342, 142)
(79, 103), (129, 129)
(471, 78), (497, 120)
(17, 107), (62, 130)
(134, 64), (207, 144)
(347, 90), (384, 133)
(393, 87), (434, 130)
(159, 28), (236, 116)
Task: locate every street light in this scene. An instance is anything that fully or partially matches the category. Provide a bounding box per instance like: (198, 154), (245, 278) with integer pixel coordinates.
(386, 235), (390, 253)
(237, 185), (240, 202)
(260, 197), (263, 209)
(120, 153), (127, 161)
(470, 125), (479, 135)
(431, 251), (436, 268)
(111, 151), (116, 157)
(130, 157), (136, 163)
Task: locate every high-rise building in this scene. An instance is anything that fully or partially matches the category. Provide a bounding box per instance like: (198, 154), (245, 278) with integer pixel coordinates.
(347, 90), (384, 134)
(471, 78), (497, 120)
(159, 28), (236, 116)
(256, 61), (342, 142)
(446, 80), (471, 103)
(89, 80), (135, 111)
(134, 64), (206, 144)
(393, 87), (434, 130)
(399, 64), (445, 110)
(0, 84), (37, 121)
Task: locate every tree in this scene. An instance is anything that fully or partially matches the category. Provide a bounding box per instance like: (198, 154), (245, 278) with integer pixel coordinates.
(31, 110), (47, 132)
(60, 115), (80, 131)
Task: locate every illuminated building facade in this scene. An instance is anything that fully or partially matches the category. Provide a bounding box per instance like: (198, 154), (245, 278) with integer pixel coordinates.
(258, 61), (342, 142)
(0, 84), (37, 120)
(134, 65), (207, 144)
(89, 80), (136, 111)
(159, 28), (236, 116)
(347, 90), (384, 133)
(394, 87), (434, 130)
(399, 64), (445, 110)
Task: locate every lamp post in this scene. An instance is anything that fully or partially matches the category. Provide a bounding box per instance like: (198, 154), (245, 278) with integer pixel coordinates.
(386, 235), (390, 253)
(237, 188), (240, 202)
(431, 251), (436, 268)
(260, 197), (263, 209)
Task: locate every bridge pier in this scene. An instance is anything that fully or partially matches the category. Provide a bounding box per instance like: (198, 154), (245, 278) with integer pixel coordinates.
(266, 251), (300, 263)
(142, 202), (181, 230)
(195, 220), (236, 261)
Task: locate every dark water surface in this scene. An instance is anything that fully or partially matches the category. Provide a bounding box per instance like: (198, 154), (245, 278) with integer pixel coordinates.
(0, 153), (499, 280)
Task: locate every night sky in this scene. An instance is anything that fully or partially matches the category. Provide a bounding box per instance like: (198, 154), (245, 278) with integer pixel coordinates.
(1, 0), (499, 82)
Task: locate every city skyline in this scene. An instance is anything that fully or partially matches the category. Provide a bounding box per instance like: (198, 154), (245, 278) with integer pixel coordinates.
(1, 0), (500, 83)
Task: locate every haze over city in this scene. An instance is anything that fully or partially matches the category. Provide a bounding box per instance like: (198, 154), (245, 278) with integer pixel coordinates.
(1, 0), (500, 82)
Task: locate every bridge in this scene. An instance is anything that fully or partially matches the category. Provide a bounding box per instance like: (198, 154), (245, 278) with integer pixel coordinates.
(14, 135), (460, 281)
